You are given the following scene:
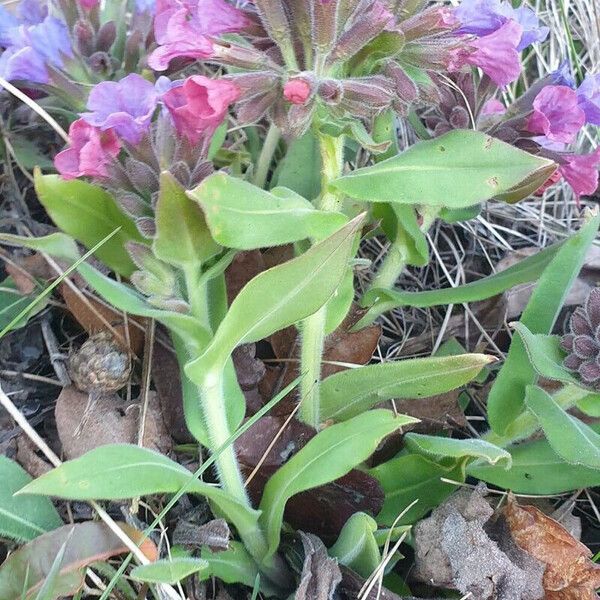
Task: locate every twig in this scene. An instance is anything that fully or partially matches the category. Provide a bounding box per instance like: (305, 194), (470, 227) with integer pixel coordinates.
(40, 317), (71, 386)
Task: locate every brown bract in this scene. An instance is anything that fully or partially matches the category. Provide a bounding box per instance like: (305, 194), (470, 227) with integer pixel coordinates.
(505, 495), (600, 599)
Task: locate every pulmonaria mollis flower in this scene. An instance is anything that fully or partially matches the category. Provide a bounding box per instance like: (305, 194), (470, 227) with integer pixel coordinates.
(562, 288), (600, 389)
(526, 85), (586, 143)
(577, 73), (600, 126)
(147, 0), (252, 71)
(82, 74), (162, 145)
(54, 119), (121, 180)
(283, 77), (313, 105)
(162, 75), (240, 144)
(558, 147), (600, 200)
(79, 0), (101, 8)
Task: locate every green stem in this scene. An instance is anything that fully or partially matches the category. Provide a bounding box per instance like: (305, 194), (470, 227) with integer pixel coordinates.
(252, 124), (281, 189)
(298, 134), (346, 428)
(482, 384), (589, 448)
(184, 263), (211, 332)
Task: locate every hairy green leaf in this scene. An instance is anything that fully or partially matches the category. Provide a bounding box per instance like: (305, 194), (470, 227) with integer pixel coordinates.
(0, 277), (47, 333)
(0, 456), (62, 542)
(131, 558), (208, 584)
(188, 173), (346, 249)
(487, 212), (600, 433)
(0, 233), (79, 262)
(34, 171), (144, 276)
(320, 353), (493, 421)
(258, 410), (417, 557)
(330, 130), (555, 208)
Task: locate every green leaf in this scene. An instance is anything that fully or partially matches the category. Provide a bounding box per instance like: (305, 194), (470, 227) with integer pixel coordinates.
(404, 433), (512, 468)
(577, 394), (600, 417)
(370, 454), (465, 526)
(272, 131), (322, 200)
(468, 426), (600, 494)
(0, 233), (80, 262)
(10, 137), (54, 170)
(154, 172), (220, 267)
(188, 173), (347, 250)
(524, 385), (600, 469)
(0, 456), (62, 542)
(76, 263), (209, 349)
(258, 409), (417, 557)
(130, 558), (208, 584)
(186, 215), (364, 378)
(359, 240), (563, 324)
(328, 513), (380, 578)
(0, 277), (47, 333)
(17, 445), (260, 542)
(487, 211), (600, 433)
(33, 537), (70, 600)
(320, 353), (493, 421)
(0, 522), (155, 600)
(330, 130), (555, 208)
(513, 323), (579, 385)
(34, 170), (145, 276)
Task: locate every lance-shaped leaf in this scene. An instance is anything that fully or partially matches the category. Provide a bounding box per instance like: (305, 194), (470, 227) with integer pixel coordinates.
(404, 433), (512, 469)
(487, 211), (600, 433)
(258, 409), (417, 557)
(0, 522), (157, 600)
(186, 215), (364, 379)
(524, 385), (600, 469)
(18, 445), (260, 543)
(320, 353), (494, 421)
(154, 172), (220, 267)
(468, 426), (600, 494)
(0, 232), (80, 262)
(188, 173), (347, 250)
(358, 240), (563, 326)
(330, 130), (555, 208)
(131, 558), (209, 584)
(34, 170), (144, 276)
(0, 456), (62, 542)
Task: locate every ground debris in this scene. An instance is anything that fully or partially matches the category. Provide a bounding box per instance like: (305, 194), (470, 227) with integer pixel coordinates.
(295, 532), (342, 600)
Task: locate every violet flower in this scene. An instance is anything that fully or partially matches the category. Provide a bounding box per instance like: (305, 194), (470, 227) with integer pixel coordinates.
(162, 75), (240, 144)
(559, 148), (600, 200)
(54, 119), (121, 180)
(82, 74), (161, 145)
(577, 73), (600, 126)
(148, 0), (252, 71)
(526, 85), (585, 143)
(17, 0), (47, 25)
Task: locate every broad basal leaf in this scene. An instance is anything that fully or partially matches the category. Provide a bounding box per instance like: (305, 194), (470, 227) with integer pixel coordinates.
(0, 233), (80, 262)
(188, 173), (347, 249)
(34, 170), (144, 276)
(330, 130), (555, 208)
(18, 445), (260, 542)
(404, 433), (512, 468)
(131, 558), (208, 584)
(0, 456), (62, 542)
(487, 211), (600, 434)
(525, 385), (600, 469)
(320, 353), (493, 421)
(258, 409), (417, 557)
(0, 522), (157, 600)
(186, 215), (364, 378)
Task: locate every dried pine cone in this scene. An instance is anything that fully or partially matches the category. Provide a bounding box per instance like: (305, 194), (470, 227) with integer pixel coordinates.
(68, 331), (132, 394)
(561, 288), (600, 389)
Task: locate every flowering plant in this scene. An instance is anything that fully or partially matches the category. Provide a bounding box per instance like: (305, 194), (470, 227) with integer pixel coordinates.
(1, 0), (600, 597)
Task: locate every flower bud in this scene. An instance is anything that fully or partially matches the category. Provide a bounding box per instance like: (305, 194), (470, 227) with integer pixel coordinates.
(237, 90), (280, 124)
(383, 62), (418, 104)
(224, 70), (280, 101)
(340, 76), (395, 117)
(400, 6), (458, 42)
(318, 79), (344, 105)
(311, 0), (339, 55)
(283, 75), (313, 105)
(212, 40), (280, 71)
(96, 21), (117, 53)
(73, 19), (95, 56)
(449, 106), (470, 129)
(87, 51), (115, 76)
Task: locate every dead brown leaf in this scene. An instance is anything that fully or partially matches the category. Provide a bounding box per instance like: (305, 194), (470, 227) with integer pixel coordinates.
(295, 532), (342, 600)
(505, 495), (600, 599)
(225, 250), (265, 304)
(173, 518), (230, 551)
(5, 253), (53, 294)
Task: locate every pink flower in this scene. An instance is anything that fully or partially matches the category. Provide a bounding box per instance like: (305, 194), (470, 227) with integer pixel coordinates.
(54, 119), (120, 180)
(534, 168), (562, 196)
(79, 0), (100, 7)
(283, 78), (312, 105)
(481, 98), (506, 116)
(148, 0), (251, 71)
(559, 148), (600, 199)
(451, 20), (523, 87)
(162, 75), (240, 144)
(527, 85), (586, 143)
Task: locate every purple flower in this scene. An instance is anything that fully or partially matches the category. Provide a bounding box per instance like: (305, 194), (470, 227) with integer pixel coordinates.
(82, 74), (161, 144)
(550, 60), (576, 88)
(577, 73), (600, 126)
(0, 5), (20, 46)
(455, 0), (548, 51)
(148, 0), (252, 71)
(135, 0), (156, 12)
(526, 85), (585, 143)
(559, 147), (600, 200)
(17, 0), (48, 26)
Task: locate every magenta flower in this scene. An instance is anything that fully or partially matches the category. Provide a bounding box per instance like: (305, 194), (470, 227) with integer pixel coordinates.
(480, 98), (506, 116)
(82, 74), (160, 144)
(148, 0), (251, 71)
(558, 148), (600, 200)
(283, 78), (312, 105)
(451, 20), (523, 87)
(577, 73), (600, 126)
(162, 75), (240, 144)
(79, 0), (100, 8)
(526, 85), (585, 143)
(54, 119), (121, 180)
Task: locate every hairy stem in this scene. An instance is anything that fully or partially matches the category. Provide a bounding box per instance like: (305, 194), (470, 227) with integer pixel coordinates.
(253, 124), (281, 189)
(298, 134), (346, 428)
